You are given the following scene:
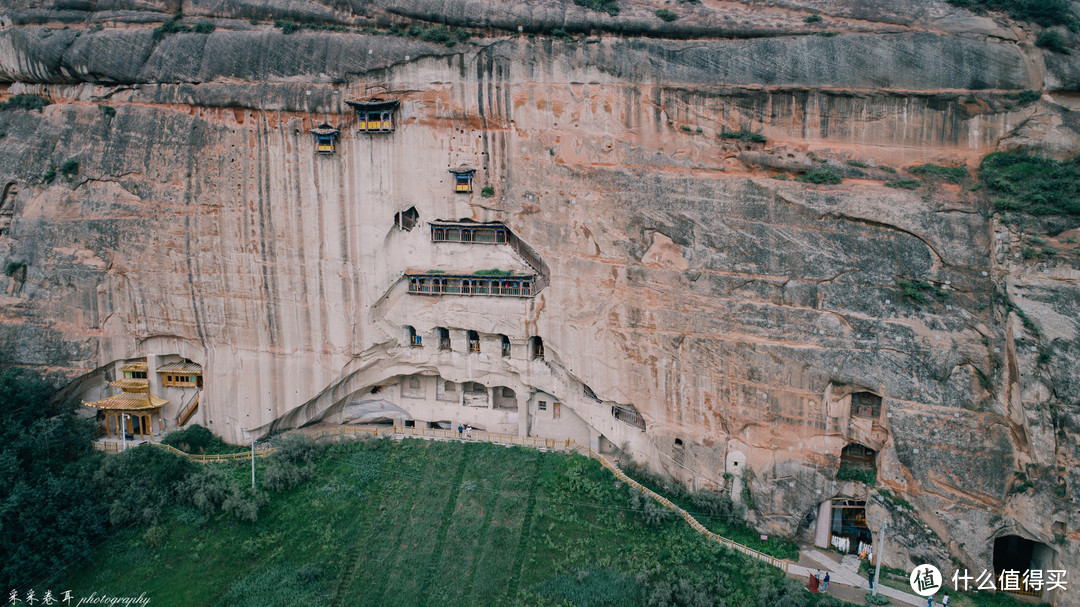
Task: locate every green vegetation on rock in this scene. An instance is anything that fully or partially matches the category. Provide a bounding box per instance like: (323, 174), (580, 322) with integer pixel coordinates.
(885, 179), (921, 190)
(979, 151), (1080, 215)
(945, 0), (1076, 28)
(897, 279), (945, 304)
(836, 466), (876, 486)
(575, 0), (620, 16)
(797, 169), (842, 185)
(719, 130), (767, 143)
(481, 185), (495, 197)
(909, 163), (968, 183)
(1036, 29), (1071, 53)
(1, 94), (51, 112)
(655, 9), (679, 21)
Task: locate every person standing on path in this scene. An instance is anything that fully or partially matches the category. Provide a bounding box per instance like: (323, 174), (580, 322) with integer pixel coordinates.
(927, 593), (935, 607)
(941, 594), (949, 607)
(823, 572), (830, 592)
(466, 425), (472, 440)
(457, 424), (463, 438)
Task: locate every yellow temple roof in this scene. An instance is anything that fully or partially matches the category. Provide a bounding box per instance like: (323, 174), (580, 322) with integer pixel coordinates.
(121, 361), (148, 373)
(83, 392), (167, 411)
(108, 378), (149, 392)
(156, 361), (203, 374)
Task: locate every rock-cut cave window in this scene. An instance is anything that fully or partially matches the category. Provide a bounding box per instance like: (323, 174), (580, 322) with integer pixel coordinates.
(851, 392), (882, 419)
(395, 206), (419, 231)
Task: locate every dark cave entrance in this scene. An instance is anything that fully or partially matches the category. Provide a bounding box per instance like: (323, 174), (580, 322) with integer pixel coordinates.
(992, 535), (1056, 574)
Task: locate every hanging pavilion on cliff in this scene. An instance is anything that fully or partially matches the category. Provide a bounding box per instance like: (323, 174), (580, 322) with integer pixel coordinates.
(83, 360), (168, 440)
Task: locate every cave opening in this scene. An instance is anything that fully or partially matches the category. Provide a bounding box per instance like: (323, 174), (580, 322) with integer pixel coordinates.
(840, 443), (877, 469)
(829, 498), (872, 552)
(992, 534), (1056, 578)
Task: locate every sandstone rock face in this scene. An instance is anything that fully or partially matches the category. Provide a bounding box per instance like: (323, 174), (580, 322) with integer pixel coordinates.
(1, 1), (1078, 602)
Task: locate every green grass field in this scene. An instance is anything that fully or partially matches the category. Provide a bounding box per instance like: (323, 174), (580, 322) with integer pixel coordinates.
(64, 438), (847, 607)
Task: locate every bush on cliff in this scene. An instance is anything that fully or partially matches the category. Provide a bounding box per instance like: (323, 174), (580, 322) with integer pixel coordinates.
(1, 94), (51, 112)
(979, 151), (1080, 216)
(1036, 29), (1071, 53)
(945, 0), (1076, 28)
(797, 169), (842, 185)
(655, 9), (679, 21)
(162, 424), (245, 455)
(575, 0), (620, 16)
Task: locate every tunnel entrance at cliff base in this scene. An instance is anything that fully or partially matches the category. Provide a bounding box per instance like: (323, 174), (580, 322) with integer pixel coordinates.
(829, 499), (872, 553)
(993, 535), (1055, 576)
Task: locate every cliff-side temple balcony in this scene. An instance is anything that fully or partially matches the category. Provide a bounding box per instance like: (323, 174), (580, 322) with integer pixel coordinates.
(309, 123), (340, 154)
(449, 167), (475, 193)
(346, 99), (399, 132)
(430, 220), (508, 244)
(85, 362), (168, 440)
(405, 271), (534, 298)
(157, 360), (203, 388)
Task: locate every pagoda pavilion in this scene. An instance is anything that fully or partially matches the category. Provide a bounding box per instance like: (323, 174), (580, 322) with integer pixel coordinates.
(83, 360), (168, 440)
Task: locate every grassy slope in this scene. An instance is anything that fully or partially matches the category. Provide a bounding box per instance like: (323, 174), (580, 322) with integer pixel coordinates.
(66, 439), (845, 607)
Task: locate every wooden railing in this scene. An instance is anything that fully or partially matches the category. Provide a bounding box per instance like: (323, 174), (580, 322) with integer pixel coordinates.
(176, 390), (200, 427)
(157, 443), (277, 462)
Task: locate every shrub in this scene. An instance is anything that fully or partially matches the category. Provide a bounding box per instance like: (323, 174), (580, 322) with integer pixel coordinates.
(797, 169), (842, 184)
(909, 163), (968, 183)
(222, 486), (265, 522)
(275, 20), (301, 34)
(758, 577), (808, 607)
(455, 28), (471, 41)
(192, 22), (215, 34)
(100, 105), (116, 118)
(897, 278), (945, 303)
(552, 28), (572, 38)
(419, 25), (451, 43)
(689, 489), (738, 519)
(153, 16), (195, 41)
(143, 525), (167, 548)
(161, 424), (239, 454)
(5, 261), (26, 276)
(60, 159), (79, 181)
(866, 592), (892, 605)
(805, 14), (823, 23)
(836, 466), (876, 486)
(263, 433), (318, 492)
(179, 465), (247, 516)
(481, 185), (495, 197)
(629, 490), (673, 527)
(719, 130), (766, 143)
(877, 489), (913, 510)
(42, 166), (56, 184)
(644, 577), (719, 607)
(845, 159), (869, 168)
(1009, 89), (1042, 105)
(979, 151), (1080, 215)
(655, 9), (679, 21)
(885, 179), (921, 189)
(944, 0), (1076, 28)
(1, 94), (52, 112)
(1036, 29), (1070, 53)
(575, 0), (620, 16)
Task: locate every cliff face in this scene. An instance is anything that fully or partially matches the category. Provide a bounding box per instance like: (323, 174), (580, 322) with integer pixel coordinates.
(2, 0), (1079, 600)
